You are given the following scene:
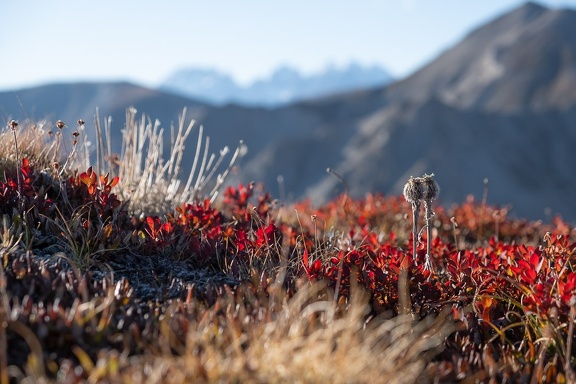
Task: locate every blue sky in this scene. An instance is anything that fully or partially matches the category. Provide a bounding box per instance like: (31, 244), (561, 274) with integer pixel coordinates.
(1, 0), (576, 91)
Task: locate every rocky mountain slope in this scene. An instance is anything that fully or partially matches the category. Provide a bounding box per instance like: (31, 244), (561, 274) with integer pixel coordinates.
(384, 1), (576, 112)
(241, 1), (576, 221)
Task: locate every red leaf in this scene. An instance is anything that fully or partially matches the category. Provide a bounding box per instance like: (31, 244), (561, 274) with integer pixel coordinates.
(367, 270), (375, 282)
(565, 272), (576, 292)
(523, 268), (537, 284)
(161, 222), (174, 235)
(529, 252), (542, 272)
(146, 216), (160, 232)
(312, 259), (322, 272)
(518, 244), (528, 256)
(255, 223), (277, 247)
(302, 248), (309, 267)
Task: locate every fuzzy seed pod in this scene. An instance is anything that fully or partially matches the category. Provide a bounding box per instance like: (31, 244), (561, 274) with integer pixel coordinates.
(422, 174), (440, 201)
(9, 120), (18, 130)
(56, 120), (66, 129)
(77, 119), (85, 126)
(403, 176), (425, 204)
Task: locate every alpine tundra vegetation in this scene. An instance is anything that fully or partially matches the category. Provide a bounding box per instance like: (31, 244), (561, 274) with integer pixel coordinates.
(0, 109), (575, 383)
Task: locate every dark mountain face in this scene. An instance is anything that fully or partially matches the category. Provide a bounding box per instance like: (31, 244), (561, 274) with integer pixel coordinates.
(1, 2), (576, 222)
(304, 98), (576, 218)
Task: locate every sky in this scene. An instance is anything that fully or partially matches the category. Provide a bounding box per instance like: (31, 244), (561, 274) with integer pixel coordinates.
(2, 0), (576, 91)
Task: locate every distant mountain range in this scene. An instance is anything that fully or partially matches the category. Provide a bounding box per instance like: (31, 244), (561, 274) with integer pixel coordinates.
(1, 2), (575, 222)
(159, 63), (393, 107)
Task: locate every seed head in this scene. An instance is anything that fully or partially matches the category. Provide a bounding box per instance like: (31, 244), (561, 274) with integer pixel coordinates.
(77, 119), (85, 126)
(403, 176), (425, 204)
(56, 120), (66, 129)
(9, 120), (18, 131)
(422, 173), (440, 201)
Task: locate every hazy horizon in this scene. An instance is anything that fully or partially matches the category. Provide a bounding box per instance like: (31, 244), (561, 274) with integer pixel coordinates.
(2, 0), (576, 92)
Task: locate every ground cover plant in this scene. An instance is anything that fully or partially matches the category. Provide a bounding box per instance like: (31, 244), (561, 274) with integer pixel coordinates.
(0, 110), (575, 383)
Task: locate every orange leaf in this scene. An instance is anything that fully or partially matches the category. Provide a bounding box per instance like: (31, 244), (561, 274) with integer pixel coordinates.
(100, 173), (109, 186)
(109, 176), (120, 188)
(79, 172), (93, 186)
(482, 296), (493, 309)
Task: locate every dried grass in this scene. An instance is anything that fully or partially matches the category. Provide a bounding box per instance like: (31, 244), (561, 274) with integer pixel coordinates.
(87, 107), (246, 216)
(2, 108), (245, 217)
(117, 282), (454, 384)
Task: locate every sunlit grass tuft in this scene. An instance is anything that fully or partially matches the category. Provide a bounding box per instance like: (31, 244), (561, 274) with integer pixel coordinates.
(110, 282), (454, 384)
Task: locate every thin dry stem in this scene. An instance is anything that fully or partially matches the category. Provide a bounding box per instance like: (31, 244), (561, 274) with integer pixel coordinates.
(412, 201), (420, 256)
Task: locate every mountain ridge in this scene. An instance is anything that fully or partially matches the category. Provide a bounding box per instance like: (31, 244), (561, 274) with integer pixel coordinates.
(384, 1), (576, 112)
(160, 63), (393, 107)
